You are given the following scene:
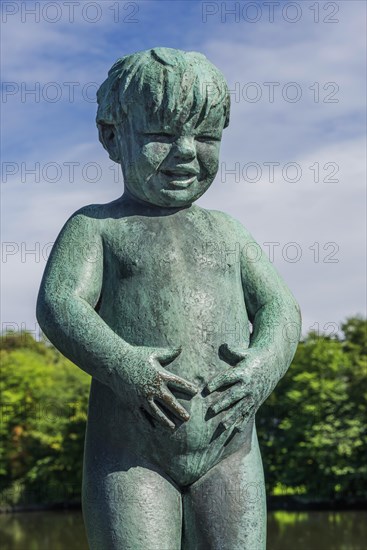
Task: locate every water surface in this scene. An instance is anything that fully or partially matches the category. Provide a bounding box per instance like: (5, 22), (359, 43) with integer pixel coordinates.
(0, 510), (365, 549)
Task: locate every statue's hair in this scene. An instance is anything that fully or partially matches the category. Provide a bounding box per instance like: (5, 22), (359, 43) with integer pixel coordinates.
(96, 47), (230, 134)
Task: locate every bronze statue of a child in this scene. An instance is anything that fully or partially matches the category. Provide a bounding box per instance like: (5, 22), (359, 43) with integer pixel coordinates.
(37, 47), (301, 549)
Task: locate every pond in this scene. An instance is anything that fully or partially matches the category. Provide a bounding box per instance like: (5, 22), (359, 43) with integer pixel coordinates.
(0, 510), (366, 549)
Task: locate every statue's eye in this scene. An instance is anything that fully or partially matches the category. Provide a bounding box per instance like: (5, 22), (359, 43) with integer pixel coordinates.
(143, 133), (174, 142)
(196, 135), (220, 143)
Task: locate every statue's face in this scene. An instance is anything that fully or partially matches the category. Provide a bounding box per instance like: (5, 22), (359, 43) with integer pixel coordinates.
(116, 106), (224, 207)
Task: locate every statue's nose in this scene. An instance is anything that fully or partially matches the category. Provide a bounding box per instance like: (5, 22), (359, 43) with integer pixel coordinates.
(173, 137), (196, 161)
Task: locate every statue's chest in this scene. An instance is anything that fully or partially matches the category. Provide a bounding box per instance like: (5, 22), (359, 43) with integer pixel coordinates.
(103, 216), (240, 282)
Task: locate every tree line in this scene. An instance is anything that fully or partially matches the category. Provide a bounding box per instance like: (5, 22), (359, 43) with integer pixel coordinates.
(0, 316), (366, 508)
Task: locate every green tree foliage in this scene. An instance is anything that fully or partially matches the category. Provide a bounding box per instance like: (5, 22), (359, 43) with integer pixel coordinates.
(257, 316), (367, 501)
(0, 332), (90, 506)
(0, 317), (366, 507)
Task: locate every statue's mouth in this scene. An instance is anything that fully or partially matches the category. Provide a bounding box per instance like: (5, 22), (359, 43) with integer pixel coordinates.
(162, 169), (198, 188)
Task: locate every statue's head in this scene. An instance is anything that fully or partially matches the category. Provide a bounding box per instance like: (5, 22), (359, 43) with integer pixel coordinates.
(96, 47), (230, 207)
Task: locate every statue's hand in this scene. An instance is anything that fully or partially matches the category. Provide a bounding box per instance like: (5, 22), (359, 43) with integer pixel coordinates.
(205, 343), (272, 431)
(115, 346), (198, 431)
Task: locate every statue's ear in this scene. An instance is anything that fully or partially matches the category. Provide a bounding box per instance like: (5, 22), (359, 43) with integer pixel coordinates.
(98, 123), (120, 163)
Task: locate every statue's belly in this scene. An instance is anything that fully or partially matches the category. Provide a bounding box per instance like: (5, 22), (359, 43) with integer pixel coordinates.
(85, 345), (254, 487)
(90, 268), (252, 485)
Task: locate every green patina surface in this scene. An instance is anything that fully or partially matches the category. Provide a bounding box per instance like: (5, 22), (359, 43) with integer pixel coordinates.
(37, 47), (301, 549)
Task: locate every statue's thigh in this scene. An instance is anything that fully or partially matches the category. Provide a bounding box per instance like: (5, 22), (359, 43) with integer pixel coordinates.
(182, 426), (266, 550)
(82, 447), (182, 550)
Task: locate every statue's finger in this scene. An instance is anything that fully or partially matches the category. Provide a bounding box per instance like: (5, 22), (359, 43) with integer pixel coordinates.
(146, 397), (175, 430)
(219, 343), (248, 366)
(163, 372), (198, 396)
(209, 386), (244, 415)
(154, 347), (182, 366)
(206, 370), (238, 393)
(159, 389), (190, 422)
(221, 400), (250, 430)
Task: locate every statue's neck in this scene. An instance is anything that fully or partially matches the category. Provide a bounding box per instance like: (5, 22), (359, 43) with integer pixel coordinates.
(121, 188), (193, 216)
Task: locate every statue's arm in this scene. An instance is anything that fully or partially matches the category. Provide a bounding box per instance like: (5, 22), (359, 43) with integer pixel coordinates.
(36, 209), (133, 387)
(239, 224), (302, 384)
(205, 216), (301, 425)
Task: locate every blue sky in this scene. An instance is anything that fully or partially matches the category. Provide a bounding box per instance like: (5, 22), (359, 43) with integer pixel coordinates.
(1, 0), (366, 338)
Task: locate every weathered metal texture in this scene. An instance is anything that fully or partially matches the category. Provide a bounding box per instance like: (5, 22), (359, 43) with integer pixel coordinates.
(37, 47), (301, 549)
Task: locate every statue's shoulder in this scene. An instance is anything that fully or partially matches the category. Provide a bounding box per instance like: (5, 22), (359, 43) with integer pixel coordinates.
(200, 207), (247, 236)
(55, 202), (123, 245)
(67, 199), (123, 228)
